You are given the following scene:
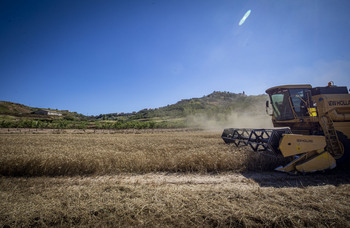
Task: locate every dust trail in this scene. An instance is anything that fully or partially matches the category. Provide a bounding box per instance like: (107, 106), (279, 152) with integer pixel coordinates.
(186, 112), (273, 131)
(186, 100), (274, 131)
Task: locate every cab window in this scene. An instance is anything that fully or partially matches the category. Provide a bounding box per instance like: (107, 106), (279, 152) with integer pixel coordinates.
(270, 90), (294, 121)
(289, 89), (310, 117)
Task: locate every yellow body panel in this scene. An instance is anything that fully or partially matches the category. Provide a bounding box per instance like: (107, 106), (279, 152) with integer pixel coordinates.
(275, 153), (309, 173)
(313, 94), (350, 121)
(275, 151), (336, 173)
(279, 134), (326, 157)
(296, 152), (336, 173)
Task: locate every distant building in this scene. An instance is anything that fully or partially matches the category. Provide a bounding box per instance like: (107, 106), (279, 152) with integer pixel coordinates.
(34, 110), (62, 116)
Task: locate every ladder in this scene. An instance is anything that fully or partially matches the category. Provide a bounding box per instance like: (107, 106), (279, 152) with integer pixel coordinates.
(320, 115), (344, 159)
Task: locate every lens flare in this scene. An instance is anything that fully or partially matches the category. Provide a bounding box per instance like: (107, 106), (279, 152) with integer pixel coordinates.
(239, 10), (251, 26)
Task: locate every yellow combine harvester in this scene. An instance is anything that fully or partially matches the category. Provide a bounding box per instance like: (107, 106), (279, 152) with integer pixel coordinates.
(222, 82), (350, 173)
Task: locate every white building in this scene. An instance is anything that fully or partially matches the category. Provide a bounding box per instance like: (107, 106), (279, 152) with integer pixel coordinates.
(34, 110), (62, 116)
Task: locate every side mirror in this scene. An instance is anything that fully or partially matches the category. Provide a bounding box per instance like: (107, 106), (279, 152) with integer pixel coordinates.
(266, 100), (273, 116)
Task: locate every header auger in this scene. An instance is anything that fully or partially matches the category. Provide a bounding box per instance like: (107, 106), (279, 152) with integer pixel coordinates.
(222, 82), (350, 173)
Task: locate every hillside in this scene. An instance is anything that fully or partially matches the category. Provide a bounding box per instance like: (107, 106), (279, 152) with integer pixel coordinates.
(0, 101), (37, 115)
(0, 91), (271, 129)
(97, 91), (268, 121)
(0, 101), (89, 121)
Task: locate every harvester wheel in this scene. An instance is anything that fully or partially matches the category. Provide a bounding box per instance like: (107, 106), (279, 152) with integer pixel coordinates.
(336, 131), (350, 166)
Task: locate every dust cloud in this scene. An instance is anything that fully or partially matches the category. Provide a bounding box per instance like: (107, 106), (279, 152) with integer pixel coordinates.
(186, 100), (274, 131)
(186, 112), (273, 131)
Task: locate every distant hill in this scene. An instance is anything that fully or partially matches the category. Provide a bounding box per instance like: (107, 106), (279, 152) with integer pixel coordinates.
(0, 101), (36, 115)
(0, 101), (87, 121)
(96, 91), (268, 121)
(1, 91), (270, 129)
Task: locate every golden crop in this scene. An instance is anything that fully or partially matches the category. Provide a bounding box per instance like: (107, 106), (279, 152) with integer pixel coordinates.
(0, 131), (281, 176)
(1, 130), (349, 227)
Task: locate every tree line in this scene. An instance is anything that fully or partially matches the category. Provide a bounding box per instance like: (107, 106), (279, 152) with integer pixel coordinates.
(0, 119), (186, 130)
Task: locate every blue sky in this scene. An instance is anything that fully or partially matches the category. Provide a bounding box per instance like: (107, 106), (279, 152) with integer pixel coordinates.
(1, 0), (349, 115)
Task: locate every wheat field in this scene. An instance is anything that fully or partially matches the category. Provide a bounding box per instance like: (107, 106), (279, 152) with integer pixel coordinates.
(1, 130), (350, 227)
(0, 130), (283, 176)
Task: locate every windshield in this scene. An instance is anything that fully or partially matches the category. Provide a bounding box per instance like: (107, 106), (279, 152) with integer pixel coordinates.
(289, 89), (310, 117)
(270, 90), (294, 121)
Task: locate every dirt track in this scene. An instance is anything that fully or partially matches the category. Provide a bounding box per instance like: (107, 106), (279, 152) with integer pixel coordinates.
(115, 170), (350, 188)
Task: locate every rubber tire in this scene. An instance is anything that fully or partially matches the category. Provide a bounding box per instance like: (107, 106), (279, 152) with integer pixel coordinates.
(336, 131), (350, 167)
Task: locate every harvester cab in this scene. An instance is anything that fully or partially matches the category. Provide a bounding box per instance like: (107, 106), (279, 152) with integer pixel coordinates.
(222, 82), (350, 173)
(266, 85), (313, 123)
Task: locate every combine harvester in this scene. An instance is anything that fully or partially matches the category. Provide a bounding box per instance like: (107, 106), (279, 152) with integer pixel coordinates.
(222, 82), (350, 173)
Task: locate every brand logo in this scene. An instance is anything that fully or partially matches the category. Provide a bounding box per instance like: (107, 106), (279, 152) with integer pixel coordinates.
(328, 100), (350, 106)
(297, 139), (313, 143)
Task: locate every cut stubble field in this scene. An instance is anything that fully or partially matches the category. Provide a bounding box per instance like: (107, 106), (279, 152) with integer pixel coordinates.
(1, 130), (350, 227)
